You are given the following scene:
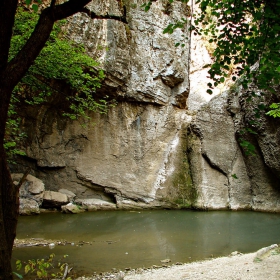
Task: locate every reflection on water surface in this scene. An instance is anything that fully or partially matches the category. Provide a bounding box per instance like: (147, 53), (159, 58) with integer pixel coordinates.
(13, 210), (280, 275)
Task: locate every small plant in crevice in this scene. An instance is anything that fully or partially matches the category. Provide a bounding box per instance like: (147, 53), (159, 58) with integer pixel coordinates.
(266, 103), (280, 118)
(238, 128), (257, 156)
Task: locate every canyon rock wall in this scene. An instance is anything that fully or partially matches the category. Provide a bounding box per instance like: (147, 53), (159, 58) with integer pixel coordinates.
(186, 11), (280, 212)
(14, 0), (280, 212)
(15, 0), (194, 209)
(187, 87), (280, 212)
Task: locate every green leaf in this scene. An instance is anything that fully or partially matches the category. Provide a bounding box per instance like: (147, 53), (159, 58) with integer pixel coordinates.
(12, 272), (23, 279)
(246, 128), (258, 135)
(25, 264), (31, 274)
(32, 4), (38, 12)
(239, 139), (256, 156)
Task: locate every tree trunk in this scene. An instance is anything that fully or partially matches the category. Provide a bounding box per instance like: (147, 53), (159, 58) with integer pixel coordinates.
(0, 85), (18, 279)
(0, 1), (119, 278)
(0, 149), (17, 280)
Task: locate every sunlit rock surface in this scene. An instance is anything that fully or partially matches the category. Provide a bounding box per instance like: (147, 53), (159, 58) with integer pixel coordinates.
(14, 0), (280, 212)
(12, 174), (44, 215)
(16, 0), (192, 209)
(187, 89), (280, 211)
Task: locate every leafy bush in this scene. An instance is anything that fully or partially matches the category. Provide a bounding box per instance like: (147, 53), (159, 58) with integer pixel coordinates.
(14, 253), (72, 280)
(5, 7), (112, 161)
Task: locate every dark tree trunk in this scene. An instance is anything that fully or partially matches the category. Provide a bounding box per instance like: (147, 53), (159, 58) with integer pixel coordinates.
(0, 83), (18, 279)
(0, 147), (17, 280)
(0, 1), (18, 276)
(0, 1), (92, 278)
(0, 0), (128, 277)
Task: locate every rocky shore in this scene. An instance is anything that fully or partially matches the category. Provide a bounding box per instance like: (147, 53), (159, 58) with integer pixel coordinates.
(75, 245), (280, 280)
(13, 239), (280, 280)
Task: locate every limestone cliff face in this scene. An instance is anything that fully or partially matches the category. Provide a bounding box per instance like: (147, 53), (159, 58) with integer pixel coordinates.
(187, 88), (280, 212)
(15, 1), (280, 212)
(187, 16), (280, 212)
(16, 0), (193, 209)
(65, 0), (190, 108)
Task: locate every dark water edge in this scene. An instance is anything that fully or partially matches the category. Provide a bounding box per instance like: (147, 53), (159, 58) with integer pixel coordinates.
(12, 210), (280, 276)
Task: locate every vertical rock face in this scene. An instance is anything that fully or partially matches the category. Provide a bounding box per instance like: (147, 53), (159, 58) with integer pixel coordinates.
(187, 88), (280, 211)
(14, 1), (280, 212)
(186, 7), (280, 212)
(65, 0), (190, 108)
(16, 0), (194, 209)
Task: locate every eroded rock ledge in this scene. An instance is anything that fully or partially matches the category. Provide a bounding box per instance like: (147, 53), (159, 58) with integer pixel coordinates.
(12, 0), (280, 212)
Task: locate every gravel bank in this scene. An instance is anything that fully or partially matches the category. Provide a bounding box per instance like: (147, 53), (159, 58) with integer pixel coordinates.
(76, 245), (280, 280)
(124, 245), (280, 280)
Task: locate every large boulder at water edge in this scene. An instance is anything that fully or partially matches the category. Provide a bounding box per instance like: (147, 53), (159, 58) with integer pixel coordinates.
(58, 188), (76, 201)
(12, 173), (45, 201)
(61, 203), (85, 214)
(42, 191), (69, 208)
(19, 198), (40, 215)
(75, 198), (117, 211)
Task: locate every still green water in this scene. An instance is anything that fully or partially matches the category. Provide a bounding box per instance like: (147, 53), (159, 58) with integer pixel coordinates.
(13, 210), (280, 276)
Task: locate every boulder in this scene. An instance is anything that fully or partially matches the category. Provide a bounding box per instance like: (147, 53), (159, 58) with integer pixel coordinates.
(12, 173), (45, 207)
(58, 189), (76, 201)
(26, 175), (44, 194)
(12, 173), (44, 194)
(19, 198), (40, 215)
(61, 203), (84, 214)
(42, 191), (69, 208)
(75, 198), (116, 211)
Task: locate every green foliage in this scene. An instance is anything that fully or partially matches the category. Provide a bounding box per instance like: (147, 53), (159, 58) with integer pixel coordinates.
(193, 0), (280, 102)
(163, 18), (188, 35)
(238, 138), (256, 156)
(10, 7), (107, 118)
(5, 7), (112, 161)
(266, 103), (280, 118)
(144, 0), (280, 116)
(25, 0), (42, 12)
(4, 95), (27, 163)
(14, 253), (72, 280)
(141, 1), (153, 12)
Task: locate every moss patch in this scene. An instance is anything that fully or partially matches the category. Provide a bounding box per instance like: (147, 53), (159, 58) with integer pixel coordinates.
(171, 141), (197, 209)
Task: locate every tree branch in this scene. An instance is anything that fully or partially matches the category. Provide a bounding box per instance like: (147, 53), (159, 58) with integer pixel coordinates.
(50, 0), (56, 9)
(16, 167), (31, 189)
(0, 0), (18, 73)
(3, 0), (128, 91)
(4, 0), (92, 91)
